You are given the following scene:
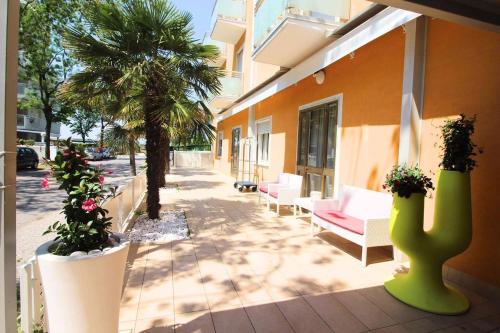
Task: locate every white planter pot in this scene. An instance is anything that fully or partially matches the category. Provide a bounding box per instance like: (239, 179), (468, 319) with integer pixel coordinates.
(36, 240), (130, 333)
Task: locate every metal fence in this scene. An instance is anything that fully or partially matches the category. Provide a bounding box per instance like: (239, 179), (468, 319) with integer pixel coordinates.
(19, 170), (147, 333)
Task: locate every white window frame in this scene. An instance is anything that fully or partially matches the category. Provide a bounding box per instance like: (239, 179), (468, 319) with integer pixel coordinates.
(216, 131), (223, 158)
(256, 116), (272, 166)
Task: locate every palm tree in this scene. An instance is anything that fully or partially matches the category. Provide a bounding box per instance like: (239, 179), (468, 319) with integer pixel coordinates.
(104, 121), (143, 176)
(64, 0), (220, 219)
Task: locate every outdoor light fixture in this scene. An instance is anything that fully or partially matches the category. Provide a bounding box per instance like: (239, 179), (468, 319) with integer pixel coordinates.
(313, 70), (325, 85)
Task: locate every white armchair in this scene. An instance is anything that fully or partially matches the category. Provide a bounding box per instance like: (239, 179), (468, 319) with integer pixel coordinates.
(258, 173), (289, 203)
(267, 174), (303, 216)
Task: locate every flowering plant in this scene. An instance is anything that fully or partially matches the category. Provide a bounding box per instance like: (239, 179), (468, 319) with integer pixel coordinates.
(383, 164), (434, 198)
(43, 139), (116, 255)
(439, 114), (482, 172)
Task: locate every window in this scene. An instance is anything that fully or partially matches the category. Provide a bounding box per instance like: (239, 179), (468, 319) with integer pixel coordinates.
(216, 132), (223, 157)
(256, 117), (271, 165)
(236, 47), (244, 73)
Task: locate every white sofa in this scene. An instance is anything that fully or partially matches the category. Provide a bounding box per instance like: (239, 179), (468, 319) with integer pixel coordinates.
(312, 185), (393, 266)
(266, 174), (303, 216)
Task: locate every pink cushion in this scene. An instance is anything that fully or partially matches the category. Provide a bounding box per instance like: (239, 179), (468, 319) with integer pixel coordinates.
(259, 182), (277, 194)
(314, 210), (365, 235)
(269, 192), (278, 198)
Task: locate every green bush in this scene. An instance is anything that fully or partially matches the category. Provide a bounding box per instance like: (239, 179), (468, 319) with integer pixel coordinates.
(439, 114), (481, 172)
(383, 164), (434, 198)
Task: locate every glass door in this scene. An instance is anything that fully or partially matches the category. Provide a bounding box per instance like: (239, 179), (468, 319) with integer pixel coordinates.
(231, 127), (241, 176)
(297, 101), (338, 198)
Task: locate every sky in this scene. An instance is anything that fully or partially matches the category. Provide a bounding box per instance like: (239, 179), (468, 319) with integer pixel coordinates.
(60, 0), (216, 140)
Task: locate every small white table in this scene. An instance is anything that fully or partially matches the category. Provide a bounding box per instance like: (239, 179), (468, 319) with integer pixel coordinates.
(293, 197), (313, 216)
(293, 191), (322, 217)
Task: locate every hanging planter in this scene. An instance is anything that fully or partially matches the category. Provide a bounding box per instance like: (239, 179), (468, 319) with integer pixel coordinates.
(383, 114), (481, 315)
(35, 139), (129, 332)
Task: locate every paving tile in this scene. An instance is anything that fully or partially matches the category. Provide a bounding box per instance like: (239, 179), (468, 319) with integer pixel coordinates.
(335, 290), (396, 329)
(358, 286), (430, 323)
(174, 310), (215, 333)
(174, 294), (210, 314)
(232, 274), (273, 305)
(275, 296), (332, 333)
(120, 169), (495, 332)
(245, 302), (294, 333)
(304, 293), (368, 333)
(134, 315), (174, 333)
(211, 307), (255, 333)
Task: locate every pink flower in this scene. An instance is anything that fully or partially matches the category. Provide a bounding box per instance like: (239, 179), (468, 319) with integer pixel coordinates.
(82, 198), (97, 212)
(41, 177), (50, 190)
(98, 175), (105, 185)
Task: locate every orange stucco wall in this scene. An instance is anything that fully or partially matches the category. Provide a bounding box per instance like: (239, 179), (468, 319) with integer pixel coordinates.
(214, 18), (500, 288)
(419, 20), (500, 287)
(214, 109), (248, 175)
(217, 28), (405, 190)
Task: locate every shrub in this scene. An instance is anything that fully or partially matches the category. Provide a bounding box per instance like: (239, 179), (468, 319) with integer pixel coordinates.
(43, 139), (115, 255)
(383, 164), (434, 198)
(439, 114), (481, 172)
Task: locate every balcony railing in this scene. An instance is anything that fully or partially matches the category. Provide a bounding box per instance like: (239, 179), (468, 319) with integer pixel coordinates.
(17, 114), (61, 136)
(210, 0), (246, 44)
(254, 0), (349, 50)
(208, 71), (243, 109)
(203, 34), (227, 67)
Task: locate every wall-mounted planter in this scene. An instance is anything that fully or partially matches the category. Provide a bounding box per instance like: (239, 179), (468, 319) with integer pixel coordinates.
(36, 239), (130, 333)
(384, 170), (472, 315)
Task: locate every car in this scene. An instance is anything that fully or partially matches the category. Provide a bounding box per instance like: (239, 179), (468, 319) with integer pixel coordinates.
(17, 147), (39, 170)
(84, 147), (103, 161)
(102, 147), (116, 159)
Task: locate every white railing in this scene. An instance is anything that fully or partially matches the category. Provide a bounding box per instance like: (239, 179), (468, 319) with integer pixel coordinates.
(19, 170), (147, 332)
(174, 151), (214, 169)
(102, 170), (147, 232)
(20, 259), (44, 333)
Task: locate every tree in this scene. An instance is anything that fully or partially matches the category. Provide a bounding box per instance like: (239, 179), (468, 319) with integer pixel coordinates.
(64, 0), (221, 219)
(104, 121), (143, 176)
(66, 108), (99, 143)
(19, 0), (84, 159)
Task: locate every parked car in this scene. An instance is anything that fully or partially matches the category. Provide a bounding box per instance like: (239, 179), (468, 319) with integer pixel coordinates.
(84, 147), (103, 161)
(102, 147), (116, 159)
(17, 147), (39, 170)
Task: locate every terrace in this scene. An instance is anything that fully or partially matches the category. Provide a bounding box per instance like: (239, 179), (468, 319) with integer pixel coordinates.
(118, 168), (500, 333)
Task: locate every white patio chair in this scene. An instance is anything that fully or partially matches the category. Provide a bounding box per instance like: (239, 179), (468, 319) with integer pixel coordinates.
(267, 174), (303, 216)
(258, 172), (289, 203)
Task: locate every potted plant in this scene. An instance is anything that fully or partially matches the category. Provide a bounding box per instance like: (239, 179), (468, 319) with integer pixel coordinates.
(36, 139), (129, 333)
(384, 114), (480, 315)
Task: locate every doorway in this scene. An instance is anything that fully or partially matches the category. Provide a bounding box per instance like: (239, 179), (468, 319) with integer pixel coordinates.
(297, 100), (339, 198)
(231, 127), (241, 176)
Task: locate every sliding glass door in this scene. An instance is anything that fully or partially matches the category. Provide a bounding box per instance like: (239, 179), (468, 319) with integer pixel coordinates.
(297, 101), (338, 198)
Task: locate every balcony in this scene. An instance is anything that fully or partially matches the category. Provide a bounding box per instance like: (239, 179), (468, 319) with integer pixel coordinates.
(203, 34), (227, 68)
(17, 114), (61, 137)
(210, 0), (246, 44)
(208, 71), (243, 110)
(253, 0), (350, 68)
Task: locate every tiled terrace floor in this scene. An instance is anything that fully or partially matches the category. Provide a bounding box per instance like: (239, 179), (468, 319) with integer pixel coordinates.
(119, 168), (500, 333)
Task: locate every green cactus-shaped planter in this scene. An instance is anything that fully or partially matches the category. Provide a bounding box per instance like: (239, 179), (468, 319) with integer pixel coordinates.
(384, 170), (472, 315)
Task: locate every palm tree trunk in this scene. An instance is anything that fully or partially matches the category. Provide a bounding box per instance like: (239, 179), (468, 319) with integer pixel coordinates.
(157, 131), (167, 188)
(165, 134), (171, 175)
(129, 137), (136, 176)
(144, 100), (162, 219)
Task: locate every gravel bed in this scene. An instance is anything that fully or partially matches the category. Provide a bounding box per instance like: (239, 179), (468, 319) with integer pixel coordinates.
(126, 210), (189, 242)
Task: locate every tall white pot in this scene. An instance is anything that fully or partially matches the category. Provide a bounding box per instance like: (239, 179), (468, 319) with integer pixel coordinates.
(36, 240), (130, 333)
